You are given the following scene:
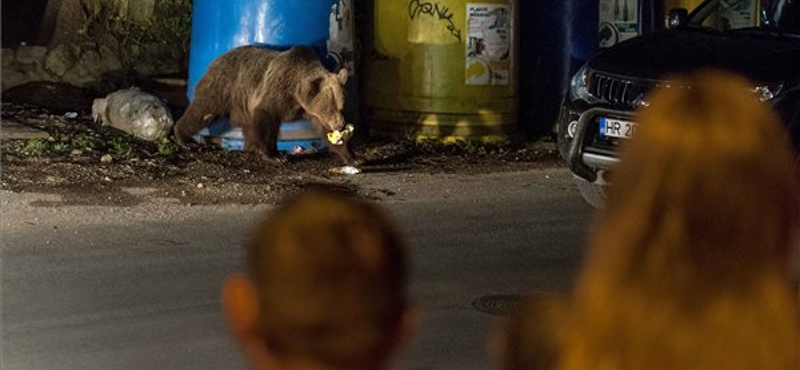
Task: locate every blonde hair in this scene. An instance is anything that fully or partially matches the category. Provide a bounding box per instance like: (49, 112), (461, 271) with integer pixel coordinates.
(246, 189), (407, 367)
(492, 294), (569, 370)
(558, 71), (799, 370)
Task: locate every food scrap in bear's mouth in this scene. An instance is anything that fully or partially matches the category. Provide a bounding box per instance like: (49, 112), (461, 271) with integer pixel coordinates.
(327, 124), (355, 146)
(327, 130), (344, 145)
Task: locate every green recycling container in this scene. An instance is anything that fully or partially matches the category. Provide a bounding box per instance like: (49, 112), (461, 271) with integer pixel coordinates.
(363, 0), (519, 143)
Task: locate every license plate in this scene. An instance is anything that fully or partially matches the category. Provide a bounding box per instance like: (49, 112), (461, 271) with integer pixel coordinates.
(599, 118), (638, 139)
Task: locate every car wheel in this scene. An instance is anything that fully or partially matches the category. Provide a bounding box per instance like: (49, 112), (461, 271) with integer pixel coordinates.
(574, 176), (606, 208)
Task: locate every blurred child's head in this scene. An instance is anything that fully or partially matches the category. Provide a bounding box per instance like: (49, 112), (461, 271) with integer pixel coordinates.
(490, 294), (568, 370)
(223, 189), (416, 370)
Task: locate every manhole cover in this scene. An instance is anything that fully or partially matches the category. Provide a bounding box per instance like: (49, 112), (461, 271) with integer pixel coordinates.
(471, 294), (528, 316)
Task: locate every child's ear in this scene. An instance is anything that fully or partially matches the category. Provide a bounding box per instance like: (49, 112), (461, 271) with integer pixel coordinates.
(222, 274), (261, 345)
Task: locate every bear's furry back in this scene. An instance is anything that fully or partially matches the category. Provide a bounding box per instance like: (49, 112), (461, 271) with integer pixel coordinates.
(193, 45), (327, 124)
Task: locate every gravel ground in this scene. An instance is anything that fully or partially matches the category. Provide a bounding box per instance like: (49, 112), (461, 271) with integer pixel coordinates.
(1, 102), (563, 206)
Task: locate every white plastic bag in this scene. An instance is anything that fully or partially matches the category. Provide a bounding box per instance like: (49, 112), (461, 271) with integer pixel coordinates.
(92, 88), (173, 141)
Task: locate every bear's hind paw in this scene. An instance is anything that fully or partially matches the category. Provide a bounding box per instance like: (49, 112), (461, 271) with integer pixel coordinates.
(259, 152), (288, 166)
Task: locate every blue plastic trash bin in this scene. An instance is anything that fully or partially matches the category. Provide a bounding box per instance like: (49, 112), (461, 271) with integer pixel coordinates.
(187, 0), (338, 152)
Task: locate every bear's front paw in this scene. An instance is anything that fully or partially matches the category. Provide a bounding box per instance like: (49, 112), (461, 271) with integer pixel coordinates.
(346, 157), (365, 167)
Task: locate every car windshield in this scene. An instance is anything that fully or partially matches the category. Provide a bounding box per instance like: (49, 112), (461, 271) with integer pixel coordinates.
(688, 0), (800, 34)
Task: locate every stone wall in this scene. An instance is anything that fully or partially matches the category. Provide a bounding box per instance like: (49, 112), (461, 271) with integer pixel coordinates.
(2, 0), (189, 94)
(2, 42), (184, 93)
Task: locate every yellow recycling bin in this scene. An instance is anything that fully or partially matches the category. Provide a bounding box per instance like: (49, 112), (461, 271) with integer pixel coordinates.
(363, 0), (519, 143)
(663, 0), (706, 12)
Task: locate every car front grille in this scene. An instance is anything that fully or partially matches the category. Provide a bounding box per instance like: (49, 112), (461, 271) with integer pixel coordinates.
(589, 74), (652, 108)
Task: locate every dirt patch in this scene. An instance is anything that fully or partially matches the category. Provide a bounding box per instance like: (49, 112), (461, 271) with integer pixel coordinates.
(1, 102), (563, 206)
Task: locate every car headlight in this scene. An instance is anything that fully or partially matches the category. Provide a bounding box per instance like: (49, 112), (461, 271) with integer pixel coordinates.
(570, 65), (591, 102)
(752, 84), (783, 102)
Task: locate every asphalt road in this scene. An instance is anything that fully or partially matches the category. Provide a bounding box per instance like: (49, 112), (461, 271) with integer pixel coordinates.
(1, 167), (594, 370)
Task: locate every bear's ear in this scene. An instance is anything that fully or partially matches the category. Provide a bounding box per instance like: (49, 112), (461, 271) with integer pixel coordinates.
(336, 68), (348, 86)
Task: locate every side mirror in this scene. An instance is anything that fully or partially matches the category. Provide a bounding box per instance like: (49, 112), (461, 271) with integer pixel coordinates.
(666, 8), (689, 29)
(761, 7), (773, 26)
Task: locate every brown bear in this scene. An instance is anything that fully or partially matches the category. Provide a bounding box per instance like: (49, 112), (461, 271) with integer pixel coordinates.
(173, 45), (358, 166)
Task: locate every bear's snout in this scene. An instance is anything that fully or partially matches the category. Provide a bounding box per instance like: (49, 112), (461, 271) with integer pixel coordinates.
(328, 114), (346, 131)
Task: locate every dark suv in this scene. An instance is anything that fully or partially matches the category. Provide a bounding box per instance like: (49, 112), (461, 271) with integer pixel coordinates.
(557, 0), (800, 207)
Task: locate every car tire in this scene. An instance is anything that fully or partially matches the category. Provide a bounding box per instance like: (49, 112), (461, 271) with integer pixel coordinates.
(574, 176), (606, 208)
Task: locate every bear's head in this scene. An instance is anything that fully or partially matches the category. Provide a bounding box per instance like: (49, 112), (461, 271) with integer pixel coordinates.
(296, 68), (349, 134)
